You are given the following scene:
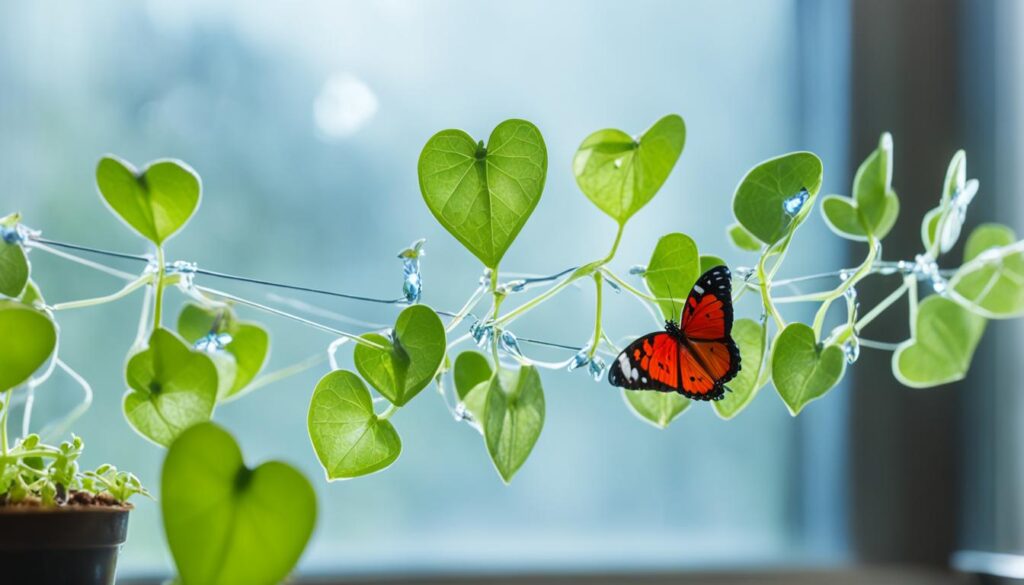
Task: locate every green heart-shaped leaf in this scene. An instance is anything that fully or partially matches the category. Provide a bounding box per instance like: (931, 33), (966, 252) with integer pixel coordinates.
(893, 295), (986, 387)
(96, 155), (201, 245)
(162, 422), (316, 585)
(418, 119), (547, 268)
(771, 323), (846, 415)
(453, 351), (491, 401)
(821, 133), (900, 240)
(0, 240), (28, 298)
(727, 223), (762, 252)
(733, 152), (823, 245)
(573, 114), (686, 225)
(714, 318), (769, 420)
(483, 365), (545, 483)
(623, 391), (689, 429)
(123, 328), (218, 447)
(921, 151), (972, 253)
(0, 301), (57, 391)
(354, 304), (445, 406)
(964, 223), (1016, 262)
(176, 303), (270, 400)
(949, 237), (1024, 319)
(307, 370), (401, 479)
(643, 232), (699, 320)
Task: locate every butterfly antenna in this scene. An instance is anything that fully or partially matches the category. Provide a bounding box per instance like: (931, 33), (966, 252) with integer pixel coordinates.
(666, 280), (679, 325)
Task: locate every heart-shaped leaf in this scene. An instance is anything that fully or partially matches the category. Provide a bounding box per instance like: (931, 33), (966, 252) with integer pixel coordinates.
(921, 150), (974, 253)
(177, 303), (270, 400)
(643, 233), (699, 320)
(123, 328), (218, 447)
(0, 301), (57, 391)
(821, 133), (900, 240)
(893, 295), (986, 387)
(623, 391), (689, 429)
(0, 240), (28, 298)
(714, 318), (769, 420)
(354, 304), (445, 406)
(573, 114), (686, 225)
(733, 152), (823, 246)
(453, 351), (491, 401)
(308, 370), (402, 479)
(771, 323), (846, 415)
(950, 238), (1024, 319)
(162, 422), (316, 585)
(418, 119), (547, 268)
(484, 365), (545, 483)
(964, 223), (1016, 262)
(96, 155), (201, 245)
(727, 223), (762, 252)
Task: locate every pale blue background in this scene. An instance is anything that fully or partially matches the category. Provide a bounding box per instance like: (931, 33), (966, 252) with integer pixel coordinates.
(0, 0), (849, 578)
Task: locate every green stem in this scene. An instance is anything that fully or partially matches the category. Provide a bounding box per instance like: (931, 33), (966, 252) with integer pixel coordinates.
(588, 274), (603, 359)
(811, 236), (878, 337)
(1, 389), (10, 456)
(226, 353), (328, 402)
(153, 246), (165, 329)
(493, 223), (625, 327)
(378, 403), (399, 420)
(50, 274), (152, 311)
(601, 269), (656, 302)
(758, 250), (785, 330)
(854, 279), (910, 332)
(493, 272), (580, 326)
(602, 223), (625, 264)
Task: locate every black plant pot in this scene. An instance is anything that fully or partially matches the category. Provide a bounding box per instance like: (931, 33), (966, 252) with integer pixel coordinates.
(0, 506), (130, 585)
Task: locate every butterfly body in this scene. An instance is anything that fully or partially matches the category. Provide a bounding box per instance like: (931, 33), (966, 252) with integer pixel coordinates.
(608, 265), (740, 401)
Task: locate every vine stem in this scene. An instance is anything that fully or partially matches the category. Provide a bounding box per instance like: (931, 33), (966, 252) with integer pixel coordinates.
(855, 278), (910, 331)
(50, 273), (152, 312)
(378, 403), (399, 420)
(1, 389), (11, 455)
(153, 246), (165, 328)
(588, 274), (603, 359)
(811, 235), (879, 338)
(227, 353), (328, 402)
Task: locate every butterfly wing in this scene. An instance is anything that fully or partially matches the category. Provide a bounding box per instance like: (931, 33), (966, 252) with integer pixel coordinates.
(677, 265), (741, 396)
(608, 332), (681, 392)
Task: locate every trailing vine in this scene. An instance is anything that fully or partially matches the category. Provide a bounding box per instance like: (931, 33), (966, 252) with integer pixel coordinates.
(1, 114), (1022, 492)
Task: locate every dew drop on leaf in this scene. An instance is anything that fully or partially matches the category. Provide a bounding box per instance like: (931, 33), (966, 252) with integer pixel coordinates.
(782, 187), (810, 216)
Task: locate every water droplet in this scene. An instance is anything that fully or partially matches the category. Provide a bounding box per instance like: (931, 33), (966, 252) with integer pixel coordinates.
(478, 268), (492, 288)
(397, 239), (426, 303)
(843, 337), (860, 364)
(734, 266), (755, 281)
(629, 265), (647, 276)
(454, 402), (474, 423)
(499, 330), (522, 357)
(588, 356), (607, 381)
(503, 279), (527, 294)
(194, 332), (233, 353)
(843, 286), (858, 303)
(470, 320), (493, 348)
(613, 158), (624, 169)
(782, 188), (810, 215)
(838, 269), (853, 282)
(567, 349), (590, 372)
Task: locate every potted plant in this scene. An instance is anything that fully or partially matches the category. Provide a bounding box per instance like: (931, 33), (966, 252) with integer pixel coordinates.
(0, 231), (148, 585)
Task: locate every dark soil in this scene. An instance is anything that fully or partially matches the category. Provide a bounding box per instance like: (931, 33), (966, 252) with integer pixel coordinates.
(0, 490), (130, 509)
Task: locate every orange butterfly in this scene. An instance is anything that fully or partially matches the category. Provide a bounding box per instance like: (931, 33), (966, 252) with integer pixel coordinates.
(608, 265), (740, 401)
